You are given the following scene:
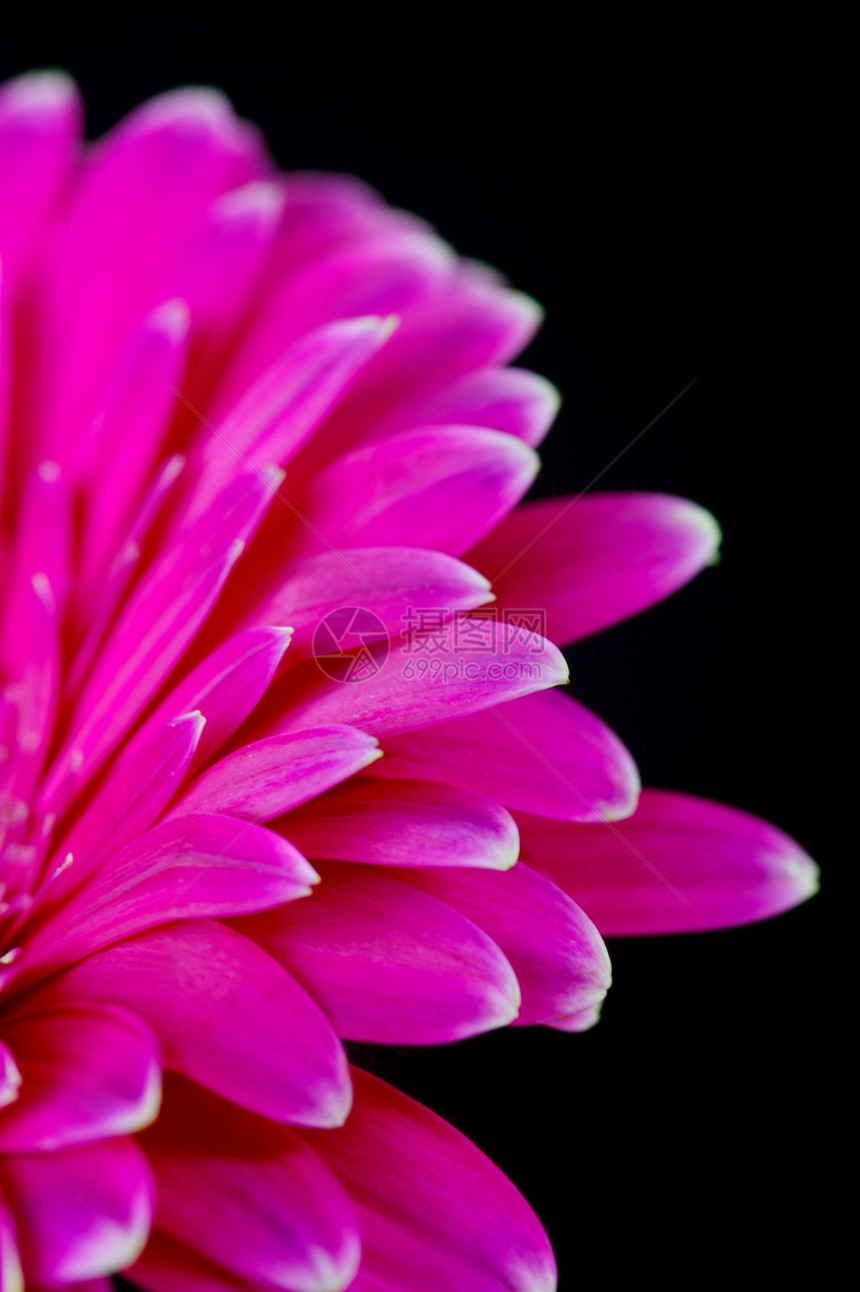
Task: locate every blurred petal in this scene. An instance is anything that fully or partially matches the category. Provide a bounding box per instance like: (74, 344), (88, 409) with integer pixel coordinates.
(0, 1138), (153, 1283)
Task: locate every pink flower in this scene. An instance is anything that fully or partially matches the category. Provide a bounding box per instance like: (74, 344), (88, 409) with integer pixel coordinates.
(0, 69), (817, 1289)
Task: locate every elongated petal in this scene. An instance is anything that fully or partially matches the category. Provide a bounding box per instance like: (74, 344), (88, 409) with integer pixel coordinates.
(209, 547), (491, 658)
(0, 71), (81, 291)
(0, 1191), (23, 1292)
(302, 1067), (557, 1292)
(37, 920), (351, 1128)
(518, 790), (819, 935)
(376, 364), (560, 446)
(234, 862), (520, 1044)
(184, 316), (397, 524)
(0, 1004), (161, 1152)
(130, 1229), (264, 1292)
(76, 299), (190, 583)
(468, 493), (722, 644)
(291, 426), (538, 557)
(144, 1076), (361, 1292)
(282, 776), (519, 869)
(372, 688), (640, 821)
(169, 726), (381, 822)
(24, 86), (267, 464)
(140, 626), (292, 776)
(52, 712), (205, 885)
(301, 271), (542, 469)
(16, 814), (317, 987)
(52, 468), (278, 789)
(0, 1139), (153, 1283)
(251, 622), (568, 741)
(393, 863), (610, 1026)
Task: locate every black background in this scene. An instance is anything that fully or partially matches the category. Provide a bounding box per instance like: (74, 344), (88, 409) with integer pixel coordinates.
(4, 11), (830, 1288)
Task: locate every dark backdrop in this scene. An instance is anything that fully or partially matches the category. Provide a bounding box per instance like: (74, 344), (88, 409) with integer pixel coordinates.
(4, 11), (829, 1288)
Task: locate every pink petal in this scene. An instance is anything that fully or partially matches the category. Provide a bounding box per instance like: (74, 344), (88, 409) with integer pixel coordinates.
(302, 1067), (557, 1292)
(281, 776), (519, 870)
(15, 814), (317, 988)
(297, 270), (542, 471)
(75, 299), (190, 586)
(547, 1002), (604, 1033)
(207, 547), (491, 659)
(392, 862), (610, 1026)
(0, 1003), (161, 1152)
(168, 726), (381, 822)
(234, 862), (520, 1044)
(53, 467), (279, 789)
(290, 425), (538, 557)
(51, 711), (205, 889)
(518, 789), (819, 935)
(36, 920), (351, 1129)
(143, 1076), (361, 1292)
(0, 1138), (153, 1283)
(130, 1229), (262, 1292)
(374, 364), (561, 446)
(0, 1042), (21, 1110)
(0, 71), (81, 291)
(0, 1190), (23, 1292)
(182, 316), (397, 526)
(23, 86), (267, 465)
(152, 180), (284, 412)
(372, 688), (640, 821)
(139, 626), (292, 777)
(250, 622), (568, 741)
(467, 492), (722, 645)
(221, 225), (453, 375)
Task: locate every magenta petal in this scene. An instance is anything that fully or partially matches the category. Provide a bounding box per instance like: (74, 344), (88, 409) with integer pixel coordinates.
(144, 1076), (361, 1291)
(131, 1229), (263, 1292)
(213, 547), (491, 658)
(395, 863), (611, 1025)
(281, 776), (519, 869)
(0, 71), (81, 292)
(252, 623), (568, 741)
(36, 920), (351, 1128)
(15, 814), (317, 988)
(0, 1003), (161, 1152)
(291, 425), (539, 557)
(303, 1067), (557, 1292)
(51, 711), (205, 887)
(169, 726), (381, 822)
(75, 298), (191, 585)
(0, 1138), (153, 1283)
(372, 688), (640, 821)
(376, 364), (561, 447)
(54, 468), (279, 787)
(518, 789), (819, 935)
(0, 1190), (24, 1292)
(183, 315), (397, 524)
(468, 492), (722, 645)
(234, 862), (520, 1044)
(140, 626), (292, 776)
